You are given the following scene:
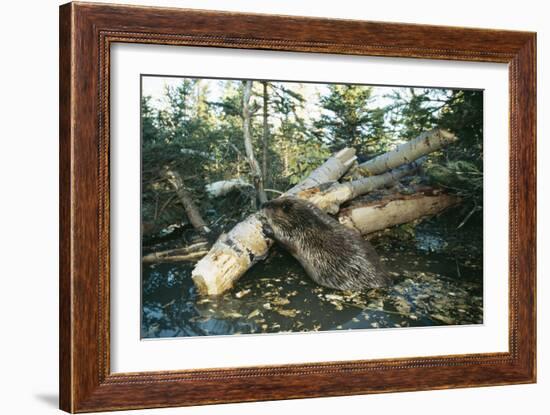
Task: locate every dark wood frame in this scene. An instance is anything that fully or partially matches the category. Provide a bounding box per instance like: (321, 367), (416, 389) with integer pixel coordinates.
(59, 2), (536, 412)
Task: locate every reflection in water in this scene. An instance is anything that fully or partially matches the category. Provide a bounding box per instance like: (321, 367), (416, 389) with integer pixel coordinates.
(142, 217), (483, 338)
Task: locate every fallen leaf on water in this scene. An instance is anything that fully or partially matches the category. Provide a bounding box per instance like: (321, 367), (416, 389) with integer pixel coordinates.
(272, 297), (290, 306)
(223, 312), (243, 319)
(247, 309), (261, 319)
(235, 289), (251, 299)
(276, 309), (298, 318)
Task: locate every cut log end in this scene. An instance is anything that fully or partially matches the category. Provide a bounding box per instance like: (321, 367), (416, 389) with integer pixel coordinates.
(190, 214), (273, 296)
(192, 273), (212, 296)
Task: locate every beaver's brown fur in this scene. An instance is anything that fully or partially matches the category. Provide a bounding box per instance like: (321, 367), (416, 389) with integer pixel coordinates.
(261, 197), (390, 291)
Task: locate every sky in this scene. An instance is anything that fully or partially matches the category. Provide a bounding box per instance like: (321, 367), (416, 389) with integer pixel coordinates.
(141, 75), (397, 112)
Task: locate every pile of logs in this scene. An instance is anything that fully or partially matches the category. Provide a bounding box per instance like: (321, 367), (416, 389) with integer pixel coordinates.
(145, 128), (461, 297)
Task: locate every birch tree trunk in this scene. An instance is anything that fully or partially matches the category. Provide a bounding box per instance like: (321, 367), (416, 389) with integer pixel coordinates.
(299, 159), (424, 214)
(338, 188), (460, 235)
(286, 147), (357, 195)
(242, 80), (268, 206)
(358, 129), (457, 175)
(191, 147), (357, 296)
(262, 81), (269, 188)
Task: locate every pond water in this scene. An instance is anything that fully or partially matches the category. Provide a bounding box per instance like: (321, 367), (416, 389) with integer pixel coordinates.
(141, 213), (483, 338)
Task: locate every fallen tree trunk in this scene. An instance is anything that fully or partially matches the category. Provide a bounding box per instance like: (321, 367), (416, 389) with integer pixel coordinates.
(338, 188), (460, 235)
(358, 129), (457, 175)
(299, 158), (424, 214)
(142, 241), (210, 264)
(191, 148), (357, 296)
(164, 169), (211, 234)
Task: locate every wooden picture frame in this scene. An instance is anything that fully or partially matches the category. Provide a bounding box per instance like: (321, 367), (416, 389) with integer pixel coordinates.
(59, 2), (536, 412)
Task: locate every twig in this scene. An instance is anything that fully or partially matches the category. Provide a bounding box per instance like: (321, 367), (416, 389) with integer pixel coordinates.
(457, 204), (480, 229)
(264, 188), (284, 195)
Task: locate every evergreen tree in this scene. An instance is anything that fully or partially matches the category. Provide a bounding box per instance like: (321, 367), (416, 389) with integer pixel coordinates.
(315, 84), (386, 154)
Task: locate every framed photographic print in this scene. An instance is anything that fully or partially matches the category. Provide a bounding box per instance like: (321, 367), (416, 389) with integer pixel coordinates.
(59, 2), (536, 412)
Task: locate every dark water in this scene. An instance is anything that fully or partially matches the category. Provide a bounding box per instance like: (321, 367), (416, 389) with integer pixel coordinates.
(141, 214), (483, 338)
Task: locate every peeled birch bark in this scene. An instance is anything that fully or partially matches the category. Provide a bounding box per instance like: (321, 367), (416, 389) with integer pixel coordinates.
(338, 189), (460, 235)
(358, 129), (457, 175)
(191, 147), (357, 296)
(299, 159), (424, 214)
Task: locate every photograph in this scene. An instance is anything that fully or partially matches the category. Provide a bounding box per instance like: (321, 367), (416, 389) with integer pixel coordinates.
(140, 75), (484, 339)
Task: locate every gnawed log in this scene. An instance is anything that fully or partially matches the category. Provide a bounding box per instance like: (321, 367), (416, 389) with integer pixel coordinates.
(299, 159), (424, 214)
(338, 188), (460, 235)
(191, 148), (357, 296)
(142, 241), (209, 264)
(358, 129), (457, 175)
(192, 214), (273, 295)
(163, 169), (211, 234)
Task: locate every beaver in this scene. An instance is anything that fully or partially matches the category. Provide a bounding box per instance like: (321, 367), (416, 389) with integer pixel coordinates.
(260, 197), (391, 291)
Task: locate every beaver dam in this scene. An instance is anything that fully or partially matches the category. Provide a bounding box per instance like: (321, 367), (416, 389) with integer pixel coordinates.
(140, 77), (484, 338)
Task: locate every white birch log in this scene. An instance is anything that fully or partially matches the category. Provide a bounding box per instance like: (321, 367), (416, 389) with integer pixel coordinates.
(299, 159), (424, 214)
(286, 147), (357, 195)
(191, 213), (272, 296)
(191, 148), (357, 296)
(338, 189), (460, 235)
(205, 179), (252, 198)
(358, 129), (457, 175)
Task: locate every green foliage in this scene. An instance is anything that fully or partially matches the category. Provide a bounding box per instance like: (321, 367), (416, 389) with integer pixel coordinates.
(386, 88), (443, 137)
(424, 160), (483, 192)
(141, 77), (484, 234)
(314, 84), (387, 154)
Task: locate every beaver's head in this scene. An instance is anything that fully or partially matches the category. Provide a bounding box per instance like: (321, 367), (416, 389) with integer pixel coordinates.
(260, 197), (319, 238)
